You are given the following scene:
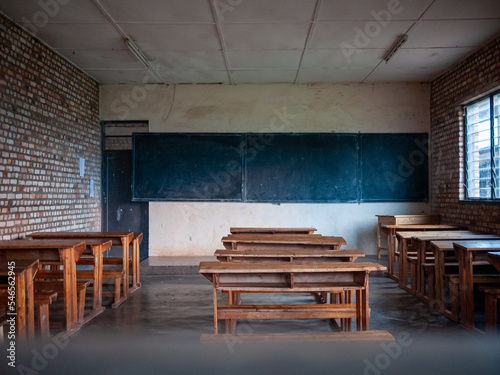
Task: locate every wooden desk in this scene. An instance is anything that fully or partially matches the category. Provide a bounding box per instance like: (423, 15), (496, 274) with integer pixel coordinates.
(199, 261), (386, 334)
(396, 230), (485, 290)
(376, 214), (439, 259)
(130, 232), (143, 293)
(0, 240), (85, 334)
(30, 232), (134, 301)
(488, 251), (500, 272)
(453, 240), (500, 329)
(381, 224), (463, 279)
(411, 232), (500, 297)
(214, 249), (365, 263)
(429, 240), (495, 320)
(0, 259), (39, 339)
(230, 227), (318, 235)
(221, 234), (347, 251)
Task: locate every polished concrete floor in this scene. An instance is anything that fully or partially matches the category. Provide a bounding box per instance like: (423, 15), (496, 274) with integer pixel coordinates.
(7, 256), (500, 375)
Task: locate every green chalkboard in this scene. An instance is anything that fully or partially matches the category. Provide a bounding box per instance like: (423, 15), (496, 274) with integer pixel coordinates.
(132, 132), (428, 203)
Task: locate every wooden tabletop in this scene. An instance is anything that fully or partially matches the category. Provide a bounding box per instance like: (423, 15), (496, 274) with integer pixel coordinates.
(383, 224), (463, 230)
(199, 261), (386, 273)
(214, 249), (364, 258)
(487, 251), (500, 272)
(221, 234), (346, 245)
(30, 231), (134, 245)
(453, 240), (500, 252)
(0, 258), (38, 275)
(230, 227), (317, 234)
(396, 230), (490, 240)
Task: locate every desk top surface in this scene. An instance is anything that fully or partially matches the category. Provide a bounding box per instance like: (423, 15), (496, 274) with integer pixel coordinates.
(199, 261), (386, 273)
(30, 231), (133, 239)
(230, 227), (318, 234)
(0, 239), (86, 250)
(0, 258), (38, 275)
(214, 249), (364, 258)
(383, 224), (462, 230)
(396, 230), (493, 240)
(221, 234), (347, 245)
(453, 240), (500, 251)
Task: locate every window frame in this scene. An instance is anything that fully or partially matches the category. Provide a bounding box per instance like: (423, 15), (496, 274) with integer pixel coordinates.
(463, 89), (500, 202)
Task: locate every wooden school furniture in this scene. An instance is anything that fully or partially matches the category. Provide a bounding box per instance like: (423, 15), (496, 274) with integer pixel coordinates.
(214, 249), (365, 263)
(411, 232), (500, 298)
(428, 240), (495, 321)
(30, 232), (134, 302)
(200, 330), (395, 343)
(230, 227), (318, 235)
(396, 230), (492, 290)
(453, 241), (500, 329)
(484, 251), (500, 334)
(0, 259), (39, 339)
(376, 214), (439, 259)
(130, 232), (143, 293)
(381, 224), (463, 280)
(33, 239), (114, 321)
(221, 234), (347, 251)
(199, 261), (386, 334)
(0, 240), (85, 334)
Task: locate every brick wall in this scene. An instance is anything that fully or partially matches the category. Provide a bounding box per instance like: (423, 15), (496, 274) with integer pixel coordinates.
(430, 35), (500, 233)
(0, 14), (101, 239)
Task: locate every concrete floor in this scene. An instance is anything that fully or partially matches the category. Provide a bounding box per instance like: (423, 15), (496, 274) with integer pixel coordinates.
(8, 256), (500, 375)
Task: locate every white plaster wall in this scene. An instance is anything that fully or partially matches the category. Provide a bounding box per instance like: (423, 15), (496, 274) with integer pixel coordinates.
(100, 83), (431, 256)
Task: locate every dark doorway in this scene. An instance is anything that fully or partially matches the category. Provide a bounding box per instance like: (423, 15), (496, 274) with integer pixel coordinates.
(102, 122), (149, 261)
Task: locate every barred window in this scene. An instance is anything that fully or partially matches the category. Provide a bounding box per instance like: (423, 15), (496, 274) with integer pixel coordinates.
(464, 91), (500, 200)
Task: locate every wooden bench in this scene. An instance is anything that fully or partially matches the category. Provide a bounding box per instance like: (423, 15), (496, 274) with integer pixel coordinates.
(34, 291), (58, 338)
(36, 268), (124, 309)
(199, 261), (386, 334)
(200, 330), (395, 343)
(34, 279), (91, 323)
(221, 234), (347, 251)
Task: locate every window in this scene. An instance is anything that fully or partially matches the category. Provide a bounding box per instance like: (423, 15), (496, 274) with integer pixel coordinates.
(464, 90), (500, 200)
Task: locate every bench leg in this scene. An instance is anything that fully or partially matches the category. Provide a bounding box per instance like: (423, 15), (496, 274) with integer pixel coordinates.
(37, 304), (50, 339)
(225, 291), (237, 334)
(449, 279), (459, 321)
(112, 277), (122, 309)
(485, 293), (498, 335)
(78, 287), (87, 323)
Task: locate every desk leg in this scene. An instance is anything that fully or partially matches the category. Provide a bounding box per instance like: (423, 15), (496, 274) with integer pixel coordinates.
(398, 239), (409, 289)
(25, 265), (36, 338)
(377, 223), (382, 259)
(213, 280), (218, 335)
(93, 246), (103, 311)
(433, 249), (446, 313)
(387, 229), (395, 277)
(61, 248), (79, 333)
(15, 270), (27, 340)
(121, 238), (130, 298)
(459, 249), (475, 328)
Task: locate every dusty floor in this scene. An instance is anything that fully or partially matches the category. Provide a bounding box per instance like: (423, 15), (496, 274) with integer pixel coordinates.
(6, 266), (500, 375)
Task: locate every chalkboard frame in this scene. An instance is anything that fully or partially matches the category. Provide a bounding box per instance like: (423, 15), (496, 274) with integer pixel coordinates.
(132, 132), (429, 203)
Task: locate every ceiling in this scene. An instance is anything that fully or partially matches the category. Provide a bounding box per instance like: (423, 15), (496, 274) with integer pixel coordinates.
(1, 0), (500, 85)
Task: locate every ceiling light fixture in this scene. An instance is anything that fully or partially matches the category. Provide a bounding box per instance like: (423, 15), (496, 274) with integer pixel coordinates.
(124, 38), (164, 83)
(384, 35), (408, 63)
(125, 39), (151, 69)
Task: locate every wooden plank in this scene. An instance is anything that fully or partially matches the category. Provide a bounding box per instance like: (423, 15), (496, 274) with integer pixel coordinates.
(230, 227), (318, 234)
(199, 261), (386, 274)
(200, 330), (395, 343)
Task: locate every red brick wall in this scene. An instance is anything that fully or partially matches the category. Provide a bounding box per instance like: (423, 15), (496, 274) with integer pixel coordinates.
(430, 35), (500, 233)
(0, 15), (101, 239)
